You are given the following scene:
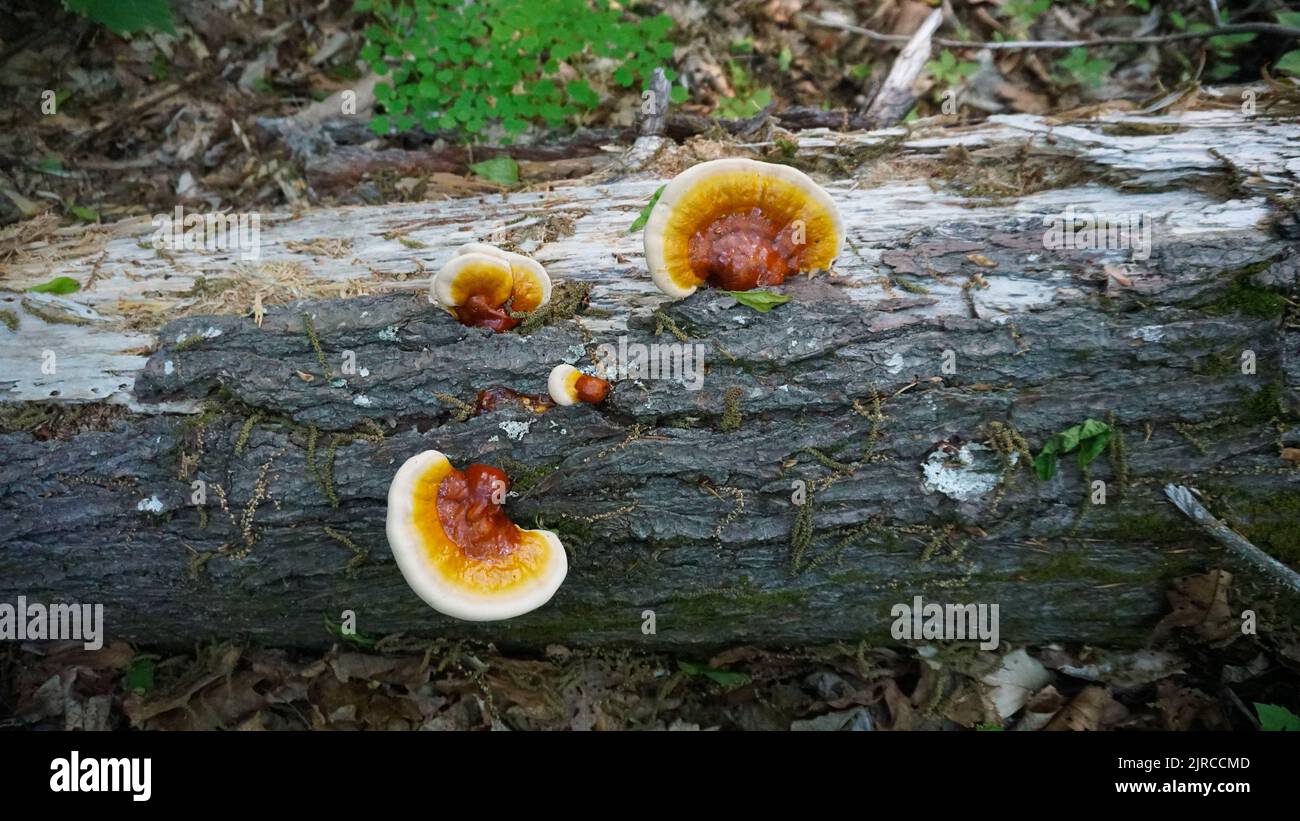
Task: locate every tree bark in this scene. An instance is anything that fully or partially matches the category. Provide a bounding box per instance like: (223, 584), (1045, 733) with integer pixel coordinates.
(1, 107), (1298, 650)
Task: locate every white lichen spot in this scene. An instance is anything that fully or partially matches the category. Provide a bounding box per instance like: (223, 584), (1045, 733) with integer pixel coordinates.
(885, 352), (905, 375)
(136, 496), (165, 514)
(488, 435), (500, 443)
(498, 419), (533, 441)
(377, 325), (399, 342)
(202, 327), (222, 339)
(1133, 325), (1164, 342)
(164, 360), (175, 376)
(921, 444), (1011, 502)
(352, 394), (373, 407)
(562, 344), (585, 364)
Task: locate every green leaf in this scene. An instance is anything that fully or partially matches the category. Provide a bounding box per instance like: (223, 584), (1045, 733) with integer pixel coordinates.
(1034, 418), (1111, 479)
(67, 205), (99, 223)
(324, 614), (377, 648)
(778, 46), (793, 72)
(720, 289), (792, 313)
(629, 184), (665, 233)
(64, 0), (176, 35)
(1277, 50), (1300, 77)
(678, 660), (751, 689)
(1277, 11), (1300, 28)
(669, 85), (688, 103)
(1033, 451), (1058, 481)
(1076, 428), (1111, 469)
(468, 156), (519, 185)
(123, 657), (155, 695)
(1255, 703), (1300, 731)
(29, 276), (82, 295)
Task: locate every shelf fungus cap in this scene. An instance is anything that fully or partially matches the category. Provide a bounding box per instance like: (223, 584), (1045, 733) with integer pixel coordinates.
(547, 363), (611, 406)
(432, 244), (552, 331)
(643, 158), (844, 298)
(386, 450), (567, 620)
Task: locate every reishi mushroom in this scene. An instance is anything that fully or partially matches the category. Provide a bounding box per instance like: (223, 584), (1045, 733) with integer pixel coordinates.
(386, 450), (567, 620)
(432, 243), (551, 332)
(643, 158), (844, 298)
(547, 364), (611, 406)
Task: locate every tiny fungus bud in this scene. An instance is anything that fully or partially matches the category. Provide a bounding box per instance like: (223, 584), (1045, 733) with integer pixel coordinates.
(547, 363), (611, 406)
(643, 158), (844, 298)
(432, 243), (551, 332)
(386, 450), (567, 620)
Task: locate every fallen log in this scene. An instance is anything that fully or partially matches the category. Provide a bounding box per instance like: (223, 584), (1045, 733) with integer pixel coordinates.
(1, 106), (1298, 650)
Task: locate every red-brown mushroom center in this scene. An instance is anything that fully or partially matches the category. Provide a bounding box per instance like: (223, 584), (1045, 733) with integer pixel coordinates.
(574, 374), (612, 403)
(688, 208), (804, 291)
(456, 293), (520, 333)
(435, 464), (522, 561)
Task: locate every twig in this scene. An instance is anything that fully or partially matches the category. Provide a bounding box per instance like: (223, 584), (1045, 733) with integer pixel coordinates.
(640, 67), (671, 138)
(1163, 484), (1300, 594)
(862, 9), (942, 129)
(804, 13), (1300, 51)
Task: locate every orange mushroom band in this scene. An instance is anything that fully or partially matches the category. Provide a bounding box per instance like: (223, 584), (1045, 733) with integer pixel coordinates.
(547, 364), (611, 406)
(386, 450), (567, 620)
(432, 243), (552, 332)
(643, 158), (844, 298)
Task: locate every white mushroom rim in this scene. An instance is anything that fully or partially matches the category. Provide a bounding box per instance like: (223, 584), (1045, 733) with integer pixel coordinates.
(386, 449), (567, 621)
(642, 157), (845, 299)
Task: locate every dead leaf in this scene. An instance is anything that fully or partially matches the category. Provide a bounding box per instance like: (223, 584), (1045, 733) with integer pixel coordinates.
(1044, 685), (1112, 730)
(1013, 685), (1067, 731)
(1154, 570), (1237, 643)
(982, 648), (1052, 721)
(791, 706), (874, 731)
(1156, 680), (1228, 730)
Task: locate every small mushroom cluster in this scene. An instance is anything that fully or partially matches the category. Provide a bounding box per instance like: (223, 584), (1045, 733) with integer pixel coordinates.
(392, 159), (843, 620)
(432, 242), (551, 332)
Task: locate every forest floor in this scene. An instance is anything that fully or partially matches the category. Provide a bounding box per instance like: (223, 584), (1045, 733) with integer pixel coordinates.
(3, 567), (1299, 730)
(1, 0), (1299, 730)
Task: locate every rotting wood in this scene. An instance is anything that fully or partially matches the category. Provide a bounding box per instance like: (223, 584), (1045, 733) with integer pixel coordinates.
(1, 106), (1298, 650)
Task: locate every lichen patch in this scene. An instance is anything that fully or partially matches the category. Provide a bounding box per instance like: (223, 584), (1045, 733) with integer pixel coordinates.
(921, 443), (1011, 501)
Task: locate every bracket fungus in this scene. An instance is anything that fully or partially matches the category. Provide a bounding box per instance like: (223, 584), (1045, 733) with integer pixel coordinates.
(432, 243), (552, 332)
(386, 450), (567, 620)
(643, 158), (844, 298)
(547, 363), (611, 406)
